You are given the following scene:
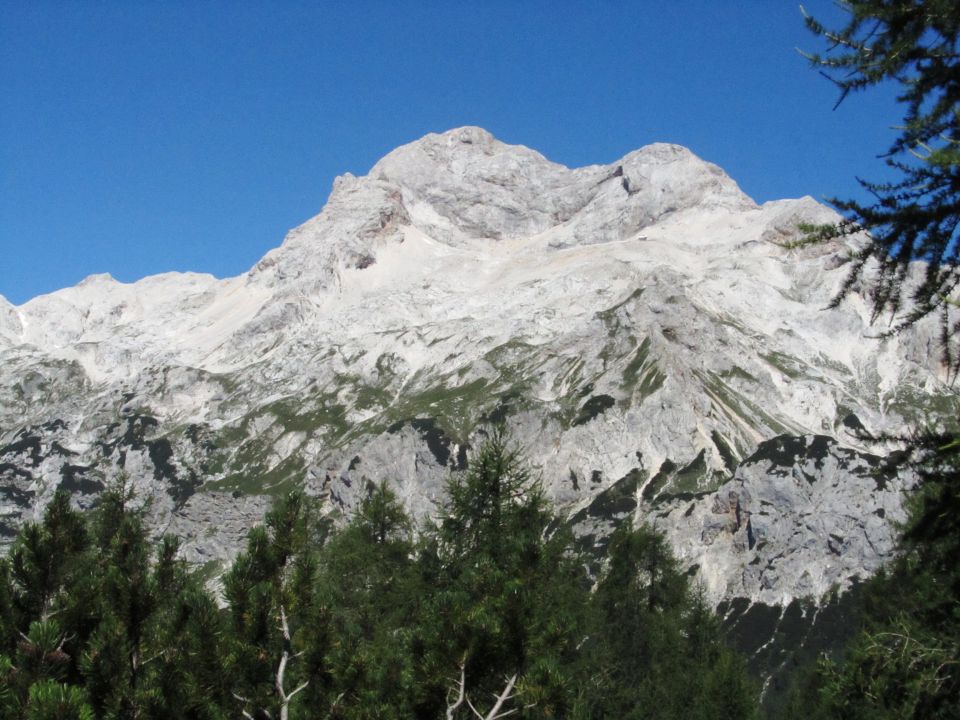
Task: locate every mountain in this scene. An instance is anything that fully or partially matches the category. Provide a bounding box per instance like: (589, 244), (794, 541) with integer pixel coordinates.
(0, 127), (952, 613)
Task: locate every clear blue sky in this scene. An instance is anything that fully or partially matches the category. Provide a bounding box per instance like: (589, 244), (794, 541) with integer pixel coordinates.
(1, 1), (901, 305)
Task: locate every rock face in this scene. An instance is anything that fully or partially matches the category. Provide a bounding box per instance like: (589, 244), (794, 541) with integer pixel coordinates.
(0, 127), (952, 606)
(662, 434), (911, 604)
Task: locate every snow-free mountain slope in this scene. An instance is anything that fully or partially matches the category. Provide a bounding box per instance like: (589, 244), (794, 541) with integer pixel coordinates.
(0, 127), (952, 610)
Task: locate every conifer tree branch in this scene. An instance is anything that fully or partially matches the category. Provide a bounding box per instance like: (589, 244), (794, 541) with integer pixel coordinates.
(462, 674), (520, 720)
(485, 674), (519, 719)
(288, 681), (309, 702)
(276, 604), (307, 720)
(446, 662), (468, 720)
(232, 692), (255, 720)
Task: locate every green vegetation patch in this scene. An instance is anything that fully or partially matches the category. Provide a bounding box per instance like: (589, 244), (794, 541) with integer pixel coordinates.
(699, 370), (796, 437)
(353, 382), (393, 412)
(886, 381), (960, 431)
(271, 397), (350, 437)
(761, 351), (808, 380)
(640, 453), (723, 507)
(206, 453), (303, 497)
(816, 353), (853, 377)
(572, 394), (616, 427)
(620, 337), (667, 404)
(594, 287), (645, 337)
(641, 459), (678, 503)
(667, 450), (710, 495)
(483, 338), (544, 381)
(711, 430), (739, 473)
(384, 377), (491, 443)
(720, 365), (758, 383)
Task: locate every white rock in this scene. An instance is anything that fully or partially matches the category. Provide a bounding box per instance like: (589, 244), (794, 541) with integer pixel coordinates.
(0, 127), (950, 607)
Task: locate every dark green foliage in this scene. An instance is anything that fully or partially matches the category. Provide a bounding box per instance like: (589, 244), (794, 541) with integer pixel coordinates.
(23, 681), (93, 720)
(223, 490), (322, 720)
(0, 479), (230, 720)
(801, 0), (960, 372)
(9, 489), (88, 622)
(79, 482), (229, 718)
(574, 524), (757, 720)
(783, 6), (960, 717)
(777, 6), (960, 714)
(781, 440), (960, 719)
(422, 429), (590, 718)
(0, 436), (757, 719)
(0, 561), (14, 658)
(307, 482), (419, 718)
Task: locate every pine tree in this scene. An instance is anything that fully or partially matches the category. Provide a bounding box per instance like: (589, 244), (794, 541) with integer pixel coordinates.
(1, 490), (90, 717)
(308, 481), (419, 719)
(23, 681), (94, 720)
(782, 4), (960, 716)
(76, 478), (229, 719)
(223, 491), (321, 720)
(800, 1), (960, 370)
(9, 489), (89, 623)
(0, 476), (233, 720)
(575, 523), (757, 720)
(424, 429), (590, 719)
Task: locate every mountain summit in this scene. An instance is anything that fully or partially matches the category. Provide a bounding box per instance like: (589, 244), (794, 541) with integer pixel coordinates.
(0, 128), (951, 609)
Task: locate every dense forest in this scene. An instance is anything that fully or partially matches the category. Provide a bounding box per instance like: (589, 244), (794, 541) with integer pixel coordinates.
(1, 419), (955, 719)
(0, 430), (758, 720)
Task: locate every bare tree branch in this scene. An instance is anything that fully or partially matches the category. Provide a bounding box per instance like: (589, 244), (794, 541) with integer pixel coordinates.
(482, 674), (519, 720)
(325, 691), (346, 720)
(232, 692), (255, 720)
(280, 604), (292, 643)
(447, 662), (468, 720)
(276, 604), (308, 720)
(288, 681), (309, 702)
(449, 668), (522, 720)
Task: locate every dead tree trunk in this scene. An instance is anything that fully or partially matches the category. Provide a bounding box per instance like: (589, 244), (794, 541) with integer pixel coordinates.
(446, 661), (525, 720)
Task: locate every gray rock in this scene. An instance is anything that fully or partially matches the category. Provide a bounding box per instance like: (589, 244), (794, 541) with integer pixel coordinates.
(0, 128), (947, 610)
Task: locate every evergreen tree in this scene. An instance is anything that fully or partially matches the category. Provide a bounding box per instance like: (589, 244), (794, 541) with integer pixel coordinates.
(575, 523), (757, 720)
(1, 490), (90, 717)
(22, 681), (94, 720)
(307, 481), (419, 719)
(781, 450), (960, 718)
(80, 479), (229, 719)
(800, 0), (960, 369)
(0, 559), (11, 635)
(0, 439), (763, 720)
(9, 489), (89, 623)
(1, 478), (231, 720)
(223, 490), (321, 720)
(422, 429), (590, 719)
(782, 3), (960, 717)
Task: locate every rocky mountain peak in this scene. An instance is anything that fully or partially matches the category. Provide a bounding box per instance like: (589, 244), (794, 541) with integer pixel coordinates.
(77, 272), (118, 287)
(360, 128), (754, 248)
(0, 128), (952, 615)
(249, 128), (765, 299)
(372, 126), (511, 173)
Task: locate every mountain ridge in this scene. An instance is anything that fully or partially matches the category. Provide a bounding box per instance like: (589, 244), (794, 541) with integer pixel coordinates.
(0, 127), (952, 610)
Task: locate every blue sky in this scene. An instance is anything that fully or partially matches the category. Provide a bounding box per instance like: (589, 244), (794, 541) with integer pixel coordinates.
(1, 1), (901, 305)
